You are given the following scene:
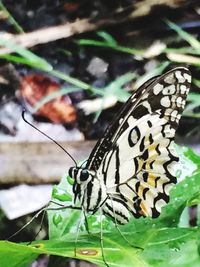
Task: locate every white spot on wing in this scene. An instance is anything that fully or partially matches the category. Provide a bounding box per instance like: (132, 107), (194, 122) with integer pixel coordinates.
(142, 100), (152, 113)
(183, 72), (191, 83)
(181, 99), (186, 108)
(130, 129), (139, 144)
(164, 124), (175, 138)
(180, 84), (187, 94)
(160, 96), (171, 107)
(164, 72), (176, 84)
(176, 96), (183, 107)
(175, 71), (185, 83)
(153, 83), (163, 95)
(170, 110), (178, 121)
(176, 114), (181, 122)
(127, 116), (136, 126)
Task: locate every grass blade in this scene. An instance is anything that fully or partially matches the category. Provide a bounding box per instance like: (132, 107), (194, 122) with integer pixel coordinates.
(166, 20), (200, 51)
(0, 37), (52, 71)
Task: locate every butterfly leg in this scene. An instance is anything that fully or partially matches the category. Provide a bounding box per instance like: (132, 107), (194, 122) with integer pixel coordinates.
(83, 209), (91, 235)
(74, 209), (85, 258)
(100, 208), (110, 267)
(108, 195), (143, 251)
(7, 206), (48, 241)
(27, 207), (46, 245)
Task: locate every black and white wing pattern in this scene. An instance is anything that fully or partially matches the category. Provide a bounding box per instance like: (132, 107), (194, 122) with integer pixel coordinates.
(71, 67), (191, 225)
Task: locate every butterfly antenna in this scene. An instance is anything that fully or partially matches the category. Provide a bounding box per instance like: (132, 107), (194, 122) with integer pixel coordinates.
(22, 109), (77, 167)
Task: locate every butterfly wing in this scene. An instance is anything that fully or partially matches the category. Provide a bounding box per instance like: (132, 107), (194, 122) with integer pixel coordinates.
(102, 112), (179, 223)
(86, 74), (160, 170)
(88, 67), (191, 223)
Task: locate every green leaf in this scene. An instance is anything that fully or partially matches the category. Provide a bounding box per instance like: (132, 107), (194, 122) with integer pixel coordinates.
(141, 229), (200, 267)
(0, 227), (199, 267)
(66, 175), (74, 186)
(0, 241), (38, 267)
(187, 192), (200, 206)
(48, 174), (79, 238)
(52, 186), (72, 202)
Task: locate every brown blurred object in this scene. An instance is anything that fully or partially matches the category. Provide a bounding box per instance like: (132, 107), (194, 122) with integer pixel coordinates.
(20, 74), (76, 124)
(63, 1), (81, 12)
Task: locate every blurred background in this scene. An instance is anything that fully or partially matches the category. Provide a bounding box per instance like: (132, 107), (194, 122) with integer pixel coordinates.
(0, 0), (199, 266)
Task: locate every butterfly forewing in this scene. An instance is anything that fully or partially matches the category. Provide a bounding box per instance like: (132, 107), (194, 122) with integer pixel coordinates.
(86, 74), (161, 171)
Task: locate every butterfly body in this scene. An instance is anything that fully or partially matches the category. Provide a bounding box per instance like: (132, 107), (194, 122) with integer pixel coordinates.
(69, 67), (191, 224)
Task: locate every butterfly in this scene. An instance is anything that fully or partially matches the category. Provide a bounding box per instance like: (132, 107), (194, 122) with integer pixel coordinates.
(69, 67), (191, 224)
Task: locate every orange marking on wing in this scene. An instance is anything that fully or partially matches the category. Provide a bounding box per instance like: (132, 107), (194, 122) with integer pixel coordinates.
(138, 184), (145, 198)
(148, 173), (158, 187)
(149, 144), (159, 160)
(137, 158), (143, 171)
(139, 202), (149, 216)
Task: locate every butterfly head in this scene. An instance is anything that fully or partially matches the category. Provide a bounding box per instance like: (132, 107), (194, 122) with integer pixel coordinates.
(69, 167), (94, 184)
